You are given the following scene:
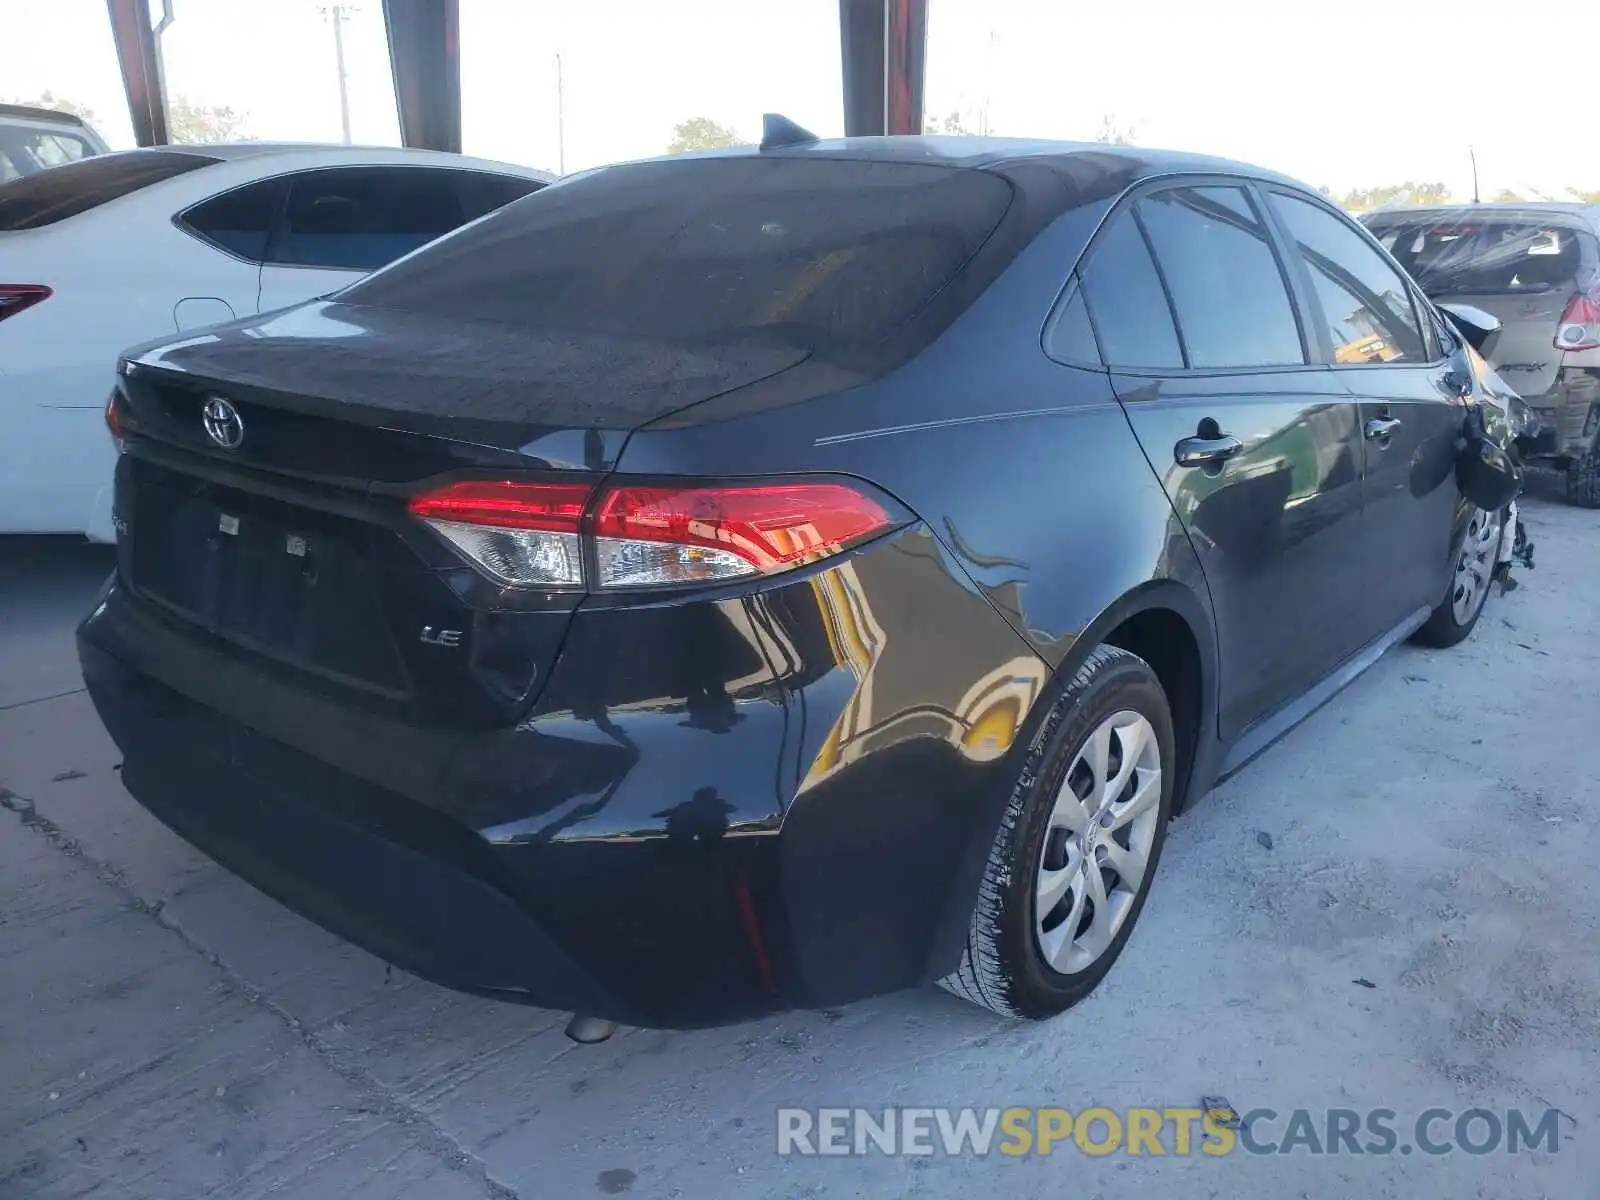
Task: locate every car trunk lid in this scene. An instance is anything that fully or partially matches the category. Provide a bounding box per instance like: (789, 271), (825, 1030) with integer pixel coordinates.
(114, 307), (809, 729)
(122, 300), (811, 475)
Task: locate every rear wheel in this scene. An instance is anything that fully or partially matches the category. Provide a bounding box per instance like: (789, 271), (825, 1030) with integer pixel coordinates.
(940, 645), (1175, 1019)
(1566, 432), (1600, 508)
(1413, 505), (1504, 648)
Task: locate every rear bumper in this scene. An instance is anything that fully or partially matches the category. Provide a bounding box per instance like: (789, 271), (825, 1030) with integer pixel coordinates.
(1522, 368), (1600, 460)
(78, 529), (1046, 1027)
(82, 635), (628, 1014)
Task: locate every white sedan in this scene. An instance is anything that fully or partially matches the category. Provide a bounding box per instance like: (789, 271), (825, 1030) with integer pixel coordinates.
(0, 143), (552, 541)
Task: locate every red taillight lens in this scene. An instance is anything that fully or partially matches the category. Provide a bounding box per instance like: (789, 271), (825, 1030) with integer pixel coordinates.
(408, 480), (592, 587)
(592, 483), (895, 588)
(406, 478), (900, 590)
(1556, 293), (1600, 352)
(408, 480), (591, 531)
(104, 389), (127, 449)
(0, 284), (52, 323)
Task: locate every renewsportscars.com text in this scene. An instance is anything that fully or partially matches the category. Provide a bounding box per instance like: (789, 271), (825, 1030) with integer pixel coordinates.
(775, 1106), (1564, 1157)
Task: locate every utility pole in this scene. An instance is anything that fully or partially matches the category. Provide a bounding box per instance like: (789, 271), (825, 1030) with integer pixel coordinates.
(555, 52), (565, 175)
(152, 0), (176, 106)
(979, 28), (993, 136)
(321, 3), (353, 144)
(1469, 145), (1480, 204)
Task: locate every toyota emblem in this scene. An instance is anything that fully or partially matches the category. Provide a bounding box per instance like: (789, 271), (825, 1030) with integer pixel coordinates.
(201, 396), (244, 451)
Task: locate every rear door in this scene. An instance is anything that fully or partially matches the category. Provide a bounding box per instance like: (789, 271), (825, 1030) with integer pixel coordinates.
(1081, 181), (1368, 741)
(1267, 190), (1466, 641)
(256, 167), (543, 313)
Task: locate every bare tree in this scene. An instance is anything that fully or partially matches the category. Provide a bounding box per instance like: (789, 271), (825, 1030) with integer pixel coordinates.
(1335, 182), (1453, 212)
(1094, 114), (1138, 145)
(167, 96), (250, 143)
(167, 96), (252, 144)
(7, 91), (97, 123)
(667, 117), (745, 154)
(928, 110), (976, 135)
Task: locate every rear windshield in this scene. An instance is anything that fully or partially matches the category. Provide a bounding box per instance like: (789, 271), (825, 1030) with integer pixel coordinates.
(0, 124), (96, 182)
(0, 151), (216, 230)
(340, 156), (1014, 354)
(1367, 214), (1597, 296)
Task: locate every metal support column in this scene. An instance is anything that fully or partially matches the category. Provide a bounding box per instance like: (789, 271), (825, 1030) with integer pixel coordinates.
(381, 0), (462, 153)
(105, 0), (170, 146)
(839, 0), (927, 137)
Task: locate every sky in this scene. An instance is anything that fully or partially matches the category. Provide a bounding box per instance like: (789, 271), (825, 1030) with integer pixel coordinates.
(2, 0), (1595, 200)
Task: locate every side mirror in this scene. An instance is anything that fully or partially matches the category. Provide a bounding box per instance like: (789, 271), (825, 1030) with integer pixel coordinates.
(1438, 302), (1502, 357)
(1455, 405), (1523, 512)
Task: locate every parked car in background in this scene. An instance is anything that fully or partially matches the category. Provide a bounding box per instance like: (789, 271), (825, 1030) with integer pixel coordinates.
(81, 132), (1519, 1032)
(1363, 203), (1600, 505)
(0, 144), (552, 540)
(0, 101), (110, 180)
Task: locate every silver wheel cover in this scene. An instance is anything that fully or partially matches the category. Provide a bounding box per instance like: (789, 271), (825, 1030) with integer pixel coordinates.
(1035, 709), (1162, 975)
(1451, 507), (1503, 626)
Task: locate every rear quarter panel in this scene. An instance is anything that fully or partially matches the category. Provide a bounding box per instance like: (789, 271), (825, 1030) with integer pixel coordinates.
(615, 195), (1216, 694)
(611, 199), (1222, 994)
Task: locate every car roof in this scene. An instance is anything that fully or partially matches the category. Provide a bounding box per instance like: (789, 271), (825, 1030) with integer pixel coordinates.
(1363, 200), (1600, 228)
(95, 142), (553, 177)
(0, 102), (90, 127)
(161, 142), (441, 161)
(661, 133), (1313, 191)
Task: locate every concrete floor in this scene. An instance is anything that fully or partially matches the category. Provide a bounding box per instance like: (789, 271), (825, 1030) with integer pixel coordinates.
(2, 494), (1597, 1199)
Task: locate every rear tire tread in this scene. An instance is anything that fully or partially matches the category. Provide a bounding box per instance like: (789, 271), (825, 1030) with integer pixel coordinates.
(937, 644), (1138, 1018)
(1568, 442), (1600, 509)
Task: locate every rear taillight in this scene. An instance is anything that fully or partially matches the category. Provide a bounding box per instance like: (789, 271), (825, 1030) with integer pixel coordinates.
(407, 479), (901, 590)
(409, 481), (590, 587)
(592, 483), (894, 588)
(0, 284), (51, 323)
(1556, 293), (1600, 352)
(105, 389), (128, 449)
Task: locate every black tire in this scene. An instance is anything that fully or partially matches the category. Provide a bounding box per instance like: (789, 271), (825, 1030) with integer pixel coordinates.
(1412, 505), (1505, 648)
(1567, 435), (1600, 508)
(939, 645), (1176, 1019)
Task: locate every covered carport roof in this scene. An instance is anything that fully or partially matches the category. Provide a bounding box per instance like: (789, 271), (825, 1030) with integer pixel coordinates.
(105, 0), (928, 157)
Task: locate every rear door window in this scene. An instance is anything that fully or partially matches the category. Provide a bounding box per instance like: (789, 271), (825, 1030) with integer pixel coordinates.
(1136, 186), (1305, 368)
(178, 178), (288, 262)
(458, 172), (544, 222)
(0, 151), (216, 229)
(1044, 285), (1101, 366)
(341, 157), (1014, 356)
(270, 167), (469, 271)
(1077, 214), (1184, 369)
(1269, 192), (1428, 365)
(1370, 216), (1594, 296)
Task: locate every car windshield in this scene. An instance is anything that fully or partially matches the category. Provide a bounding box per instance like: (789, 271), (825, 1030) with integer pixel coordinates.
(0, 150), (216, 229)
(340, 156), (1015, 354)
(1368, 214), (1595, 295)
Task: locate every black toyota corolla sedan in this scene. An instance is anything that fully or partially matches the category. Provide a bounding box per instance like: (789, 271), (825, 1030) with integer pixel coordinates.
(81, 125), (1518, 1030)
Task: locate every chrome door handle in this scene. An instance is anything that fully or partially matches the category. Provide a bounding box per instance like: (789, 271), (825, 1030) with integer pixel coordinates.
(1174, 434), (1242, 468)
(1365, 416), (1403, 441)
